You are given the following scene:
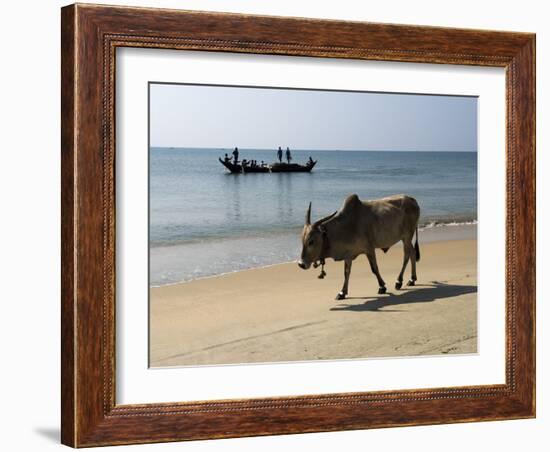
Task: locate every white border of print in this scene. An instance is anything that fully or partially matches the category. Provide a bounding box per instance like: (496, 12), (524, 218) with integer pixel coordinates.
(116, 47), (505, 404)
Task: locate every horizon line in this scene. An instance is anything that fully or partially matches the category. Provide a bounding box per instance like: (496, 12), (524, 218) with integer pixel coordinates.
(149, 146), (477, 153)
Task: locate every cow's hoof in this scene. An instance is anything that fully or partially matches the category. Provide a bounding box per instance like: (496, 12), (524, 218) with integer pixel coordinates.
(407, 279), (416, 286)
(395, 281), (403, 290)
(378, 287), (387, 294)
(335, 292), (346, 301)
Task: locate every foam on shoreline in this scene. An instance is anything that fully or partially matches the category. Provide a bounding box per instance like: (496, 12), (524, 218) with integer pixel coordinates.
(150, 223), (476, 287)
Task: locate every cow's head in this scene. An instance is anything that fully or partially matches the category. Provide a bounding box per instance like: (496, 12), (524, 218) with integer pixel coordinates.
(298, 202), (337, 270)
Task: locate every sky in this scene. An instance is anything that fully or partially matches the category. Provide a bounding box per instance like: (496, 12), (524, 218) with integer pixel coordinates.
(149, 83), (477, 152)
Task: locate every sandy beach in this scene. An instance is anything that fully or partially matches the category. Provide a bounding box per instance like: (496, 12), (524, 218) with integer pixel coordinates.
(150, 227), (477, 367)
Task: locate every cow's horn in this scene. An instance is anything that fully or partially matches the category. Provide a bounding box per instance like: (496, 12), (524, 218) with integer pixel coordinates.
(313, 211), (338, 228)
(306, 202), (312, 225)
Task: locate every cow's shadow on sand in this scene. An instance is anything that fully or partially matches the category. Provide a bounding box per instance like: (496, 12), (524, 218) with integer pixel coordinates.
(330, 282), (477, 313)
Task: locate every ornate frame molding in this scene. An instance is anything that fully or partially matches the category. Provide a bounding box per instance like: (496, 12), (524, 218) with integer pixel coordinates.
(61, 4), (535, 447)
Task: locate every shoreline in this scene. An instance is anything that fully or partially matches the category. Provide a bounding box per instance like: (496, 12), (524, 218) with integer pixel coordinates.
(150, 237), (477, 367)
(150, 219), (477, 249)
(151, 223), (477, 287)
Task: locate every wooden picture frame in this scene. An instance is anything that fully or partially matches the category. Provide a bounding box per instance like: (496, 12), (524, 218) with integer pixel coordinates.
(61, 3), (535, 447)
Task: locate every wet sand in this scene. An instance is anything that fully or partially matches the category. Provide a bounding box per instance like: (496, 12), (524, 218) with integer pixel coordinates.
(150, 229), (477, 367)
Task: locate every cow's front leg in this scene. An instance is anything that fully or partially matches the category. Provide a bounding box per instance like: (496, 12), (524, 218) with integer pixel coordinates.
(336, 259), (352, 300)
(367, 252), (386, 294)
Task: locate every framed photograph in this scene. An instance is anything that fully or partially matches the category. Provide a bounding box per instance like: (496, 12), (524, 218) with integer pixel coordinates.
(61, 4), (535, 447)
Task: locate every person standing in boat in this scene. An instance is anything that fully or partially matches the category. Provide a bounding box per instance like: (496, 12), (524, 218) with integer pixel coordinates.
(286, 147), (292, 164)
(277, 146), (283, 163)
(232, 147), (239, 164)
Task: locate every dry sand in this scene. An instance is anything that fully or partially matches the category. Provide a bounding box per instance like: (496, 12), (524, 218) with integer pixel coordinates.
(150, 233), (477, 367)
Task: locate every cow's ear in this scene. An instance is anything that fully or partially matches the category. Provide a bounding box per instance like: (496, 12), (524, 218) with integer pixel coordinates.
(305, 202), (312, 225)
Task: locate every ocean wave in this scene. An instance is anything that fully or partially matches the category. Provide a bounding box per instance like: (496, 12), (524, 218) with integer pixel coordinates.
(150, 225), (303, 248)
(419, 219), (477, 230)
(150, 219), (476, 286)
(150, 218), (476, 249)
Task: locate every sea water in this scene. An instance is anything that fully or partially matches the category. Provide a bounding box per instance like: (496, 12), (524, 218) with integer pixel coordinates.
(150, 148), (477, 285)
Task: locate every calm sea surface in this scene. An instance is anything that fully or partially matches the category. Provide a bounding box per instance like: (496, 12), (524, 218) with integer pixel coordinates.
(150, 148), (477, 285)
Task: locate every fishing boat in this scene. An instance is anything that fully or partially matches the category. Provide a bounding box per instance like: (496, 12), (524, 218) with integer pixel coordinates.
(219, 158), (317, 174)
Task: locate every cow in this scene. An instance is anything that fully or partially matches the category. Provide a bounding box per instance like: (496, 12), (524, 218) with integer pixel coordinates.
(297, 194), (420, 300)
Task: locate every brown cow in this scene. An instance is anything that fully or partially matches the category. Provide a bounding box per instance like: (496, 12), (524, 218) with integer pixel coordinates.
(298, 194), (420, 299)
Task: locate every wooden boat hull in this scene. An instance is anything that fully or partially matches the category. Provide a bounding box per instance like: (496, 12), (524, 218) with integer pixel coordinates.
(270, 161), (317, 173)
(219, 158), (316, 174)
(218, 158), (243, 173)
(243, 166), (270, 173)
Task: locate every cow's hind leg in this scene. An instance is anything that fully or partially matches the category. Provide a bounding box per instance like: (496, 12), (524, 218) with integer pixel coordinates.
(407, 240), (418, 286)
(366, 252), (386, 294)
(336, 259), (353, 300)
(396, 239), (412, 289)
(407, 257), (417, 286)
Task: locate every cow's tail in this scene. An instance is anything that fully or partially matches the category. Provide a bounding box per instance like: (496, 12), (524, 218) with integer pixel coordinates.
(414, 226), (421, 262)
